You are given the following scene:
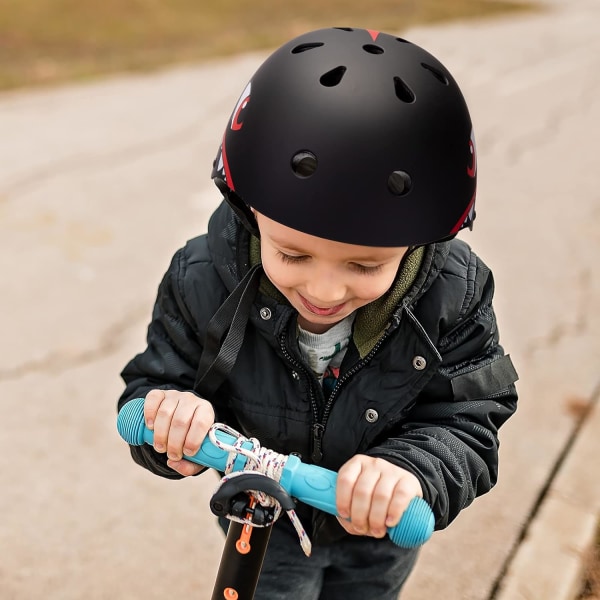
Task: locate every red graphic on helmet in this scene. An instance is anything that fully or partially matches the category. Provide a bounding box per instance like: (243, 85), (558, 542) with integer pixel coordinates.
(367, 30), (380, 41)
(450, 129), (477, 234)
(213, 81), (253, 191)
(221, 136), (235, 191)
(231, 81), (252, 131)
(467, 128), (477, 178)
(450, 193), (476, 235)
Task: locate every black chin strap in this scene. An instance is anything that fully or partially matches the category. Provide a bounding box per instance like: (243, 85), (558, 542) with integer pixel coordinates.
(195, 263), (263, 397)
(214, 179), (260, 238)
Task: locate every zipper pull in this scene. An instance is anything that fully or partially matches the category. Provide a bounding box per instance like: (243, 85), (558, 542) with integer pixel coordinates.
(311, 423), (324, 463)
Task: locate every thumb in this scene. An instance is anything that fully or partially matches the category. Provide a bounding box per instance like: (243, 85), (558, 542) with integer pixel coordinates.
(167, 458), (204, 477)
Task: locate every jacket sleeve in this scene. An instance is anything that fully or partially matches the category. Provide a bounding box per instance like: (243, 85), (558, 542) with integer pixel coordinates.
(117, 247), (205, 479)
(367, 249), (518, 529)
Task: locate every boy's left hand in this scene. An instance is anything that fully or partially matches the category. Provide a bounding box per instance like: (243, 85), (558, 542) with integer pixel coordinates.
(335, 454), (422, 538)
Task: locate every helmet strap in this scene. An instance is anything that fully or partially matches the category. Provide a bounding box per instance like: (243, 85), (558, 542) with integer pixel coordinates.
(215, 180), (260, 238)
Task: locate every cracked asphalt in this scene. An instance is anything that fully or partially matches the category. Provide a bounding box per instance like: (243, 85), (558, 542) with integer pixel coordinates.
(1, 1), (598, 598)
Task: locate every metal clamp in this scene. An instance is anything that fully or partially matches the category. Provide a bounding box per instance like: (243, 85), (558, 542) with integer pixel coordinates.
(210, 473), (296, 526)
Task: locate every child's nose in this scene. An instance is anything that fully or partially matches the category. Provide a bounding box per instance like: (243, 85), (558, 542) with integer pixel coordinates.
(305, 270), (346, 304)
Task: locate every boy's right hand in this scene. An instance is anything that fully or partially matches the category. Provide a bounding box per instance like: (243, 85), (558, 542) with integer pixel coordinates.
(144, 389), (215, 477)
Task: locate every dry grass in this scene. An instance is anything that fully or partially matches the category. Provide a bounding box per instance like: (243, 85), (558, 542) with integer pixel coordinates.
(0, 0), (535, 91)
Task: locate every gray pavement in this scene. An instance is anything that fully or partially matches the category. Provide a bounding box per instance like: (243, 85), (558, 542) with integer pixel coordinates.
(1, 0), (599, 598)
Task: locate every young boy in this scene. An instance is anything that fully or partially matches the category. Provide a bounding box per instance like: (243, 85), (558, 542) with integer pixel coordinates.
(118, 28), (518, 598)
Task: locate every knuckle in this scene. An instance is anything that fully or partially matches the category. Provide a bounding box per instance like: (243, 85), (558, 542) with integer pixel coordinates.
(146, 389), (165, 403)
(156, 397), (175, 416)
(336, 471), (353, 488)
(353, 483), (371, 502)
(195, 413), (213, 430)
(166, 443), (181, 457)
(373, 486), (389, 503)
(170, 414), (188, 430)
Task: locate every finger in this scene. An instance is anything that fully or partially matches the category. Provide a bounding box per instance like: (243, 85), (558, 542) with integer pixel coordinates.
(167, 458), (204, 477)
(348, 469), (382, 534)
(368, 477), (399, 537)
(144, 389), (166, 430)
(336, 459), (363, 520)
(166, 400), (202, 461)
(183, 401), (215, 456)
(385, 485), (413, 529)
(151, 394), (180, 453)
(336, 516), (366, 537)
(385, 475), (422, 527)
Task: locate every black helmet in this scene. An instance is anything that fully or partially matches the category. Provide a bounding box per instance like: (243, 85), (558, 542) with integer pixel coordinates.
(212, 27), (476, 247)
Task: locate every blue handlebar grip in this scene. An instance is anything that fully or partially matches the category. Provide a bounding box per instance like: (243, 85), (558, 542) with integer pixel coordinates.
(117, 397), (255, 473)
(117, 398), (434, 548)
(280, 455), (434, 548)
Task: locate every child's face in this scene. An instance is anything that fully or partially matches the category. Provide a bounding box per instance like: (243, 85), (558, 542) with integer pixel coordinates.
(256, 211), (408, 334)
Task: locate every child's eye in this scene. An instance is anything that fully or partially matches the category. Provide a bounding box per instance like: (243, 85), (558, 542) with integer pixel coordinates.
(277, 251), (308, 264)
(351, 263), (383, 275)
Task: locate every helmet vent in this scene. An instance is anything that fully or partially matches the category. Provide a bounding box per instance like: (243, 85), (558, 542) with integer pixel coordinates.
(421, 62), (449, 85)
(388, 171), (412, 196)
(292, 42), (324, 54)
(394, 77), (415, 103)
(320, 66), (347, 87)
(396, 37), (410, 44)
(291, 151), (318, 178)
(363, 44), (384, 55)
(334, 27), (354, 32)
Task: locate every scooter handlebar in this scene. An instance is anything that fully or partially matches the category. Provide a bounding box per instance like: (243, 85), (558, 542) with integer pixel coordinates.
(117, 397), (434, 548)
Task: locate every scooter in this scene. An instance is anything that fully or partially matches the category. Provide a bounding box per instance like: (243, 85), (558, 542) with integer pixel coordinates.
(117, 397), (434, 599)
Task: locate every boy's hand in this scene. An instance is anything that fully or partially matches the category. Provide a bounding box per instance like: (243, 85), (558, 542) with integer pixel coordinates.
(335, 454), (422, 538)
(144, 389), (215, 477)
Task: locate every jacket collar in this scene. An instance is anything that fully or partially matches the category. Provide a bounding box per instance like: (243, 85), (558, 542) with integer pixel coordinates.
(207, 201), (451, 357)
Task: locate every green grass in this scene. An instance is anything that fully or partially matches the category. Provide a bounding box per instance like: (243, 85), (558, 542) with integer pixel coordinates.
(0, 0), (535, 91)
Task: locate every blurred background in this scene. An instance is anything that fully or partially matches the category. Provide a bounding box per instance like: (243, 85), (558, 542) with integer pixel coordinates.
(1, 1), (599, 599)
(0, 0), (533, 92)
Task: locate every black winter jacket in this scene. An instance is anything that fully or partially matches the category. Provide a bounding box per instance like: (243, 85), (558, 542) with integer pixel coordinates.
(118, 201), (518, 542)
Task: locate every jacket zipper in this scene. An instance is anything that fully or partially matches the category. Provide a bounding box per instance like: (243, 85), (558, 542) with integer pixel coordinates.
(278, 331), (324, 461)
(279, 318), (399, 464)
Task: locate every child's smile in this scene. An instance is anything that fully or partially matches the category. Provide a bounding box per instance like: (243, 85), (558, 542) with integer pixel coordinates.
(255, 211), (408, 333)
(298, 294), (347, 317)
